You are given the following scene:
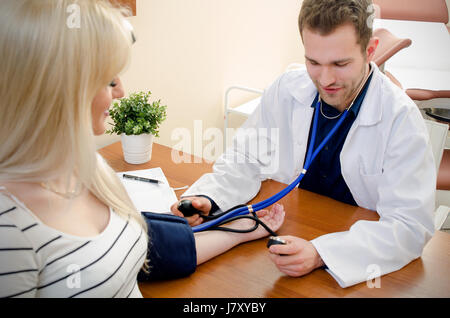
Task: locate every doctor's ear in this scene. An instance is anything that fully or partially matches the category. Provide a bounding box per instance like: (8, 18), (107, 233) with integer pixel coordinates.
(366, 37), (379, 62)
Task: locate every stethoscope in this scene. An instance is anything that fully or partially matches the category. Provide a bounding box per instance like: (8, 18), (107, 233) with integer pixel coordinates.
(191, 66), (374, 234)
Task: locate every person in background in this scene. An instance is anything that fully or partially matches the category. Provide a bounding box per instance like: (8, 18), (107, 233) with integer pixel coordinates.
(0, 0), (284, 298)
(173, 0), (435, 288)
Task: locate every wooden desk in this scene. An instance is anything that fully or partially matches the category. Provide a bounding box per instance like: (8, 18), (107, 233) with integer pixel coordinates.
(99, 141), (450, 298)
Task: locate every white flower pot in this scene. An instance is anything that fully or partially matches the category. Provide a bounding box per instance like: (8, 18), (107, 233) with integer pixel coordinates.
(121, 133), (154, 164)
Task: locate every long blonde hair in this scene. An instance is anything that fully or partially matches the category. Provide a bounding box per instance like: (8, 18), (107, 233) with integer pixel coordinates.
(0, 0), (148, 251)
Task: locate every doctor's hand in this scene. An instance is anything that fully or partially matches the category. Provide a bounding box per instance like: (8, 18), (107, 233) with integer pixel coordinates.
(171, 196), (211, 227)
(228, 203), (285, 242)
(268, 236), (325, 277)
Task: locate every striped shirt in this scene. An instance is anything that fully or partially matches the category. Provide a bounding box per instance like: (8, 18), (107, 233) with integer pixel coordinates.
(0, 187), (148, 298)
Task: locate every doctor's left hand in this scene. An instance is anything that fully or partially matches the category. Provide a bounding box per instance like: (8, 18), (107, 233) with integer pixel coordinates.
(268, 236), (325, 277)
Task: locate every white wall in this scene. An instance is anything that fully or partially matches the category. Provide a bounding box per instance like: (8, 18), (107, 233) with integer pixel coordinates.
(95, 0), (304, 157)
(97, 0), (450, 155)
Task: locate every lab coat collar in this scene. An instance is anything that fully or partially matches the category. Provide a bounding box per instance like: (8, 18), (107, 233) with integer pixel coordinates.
(285, 70), (317, 107)
(357, 61), (383, 127)
(286, 61), (383, 127)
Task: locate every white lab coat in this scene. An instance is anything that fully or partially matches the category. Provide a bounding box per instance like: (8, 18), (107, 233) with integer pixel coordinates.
(183, 62), (436, 288)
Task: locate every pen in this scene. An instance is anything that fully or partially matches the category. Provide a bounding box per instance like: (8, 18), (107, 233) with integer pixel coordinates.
(122, 174), (163, 184)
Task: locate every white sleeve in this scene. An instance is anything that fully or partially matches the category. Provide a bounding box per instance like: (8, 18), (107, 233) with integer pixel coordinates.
(0, 222), (39, 297)
(311, 111), (435, 288)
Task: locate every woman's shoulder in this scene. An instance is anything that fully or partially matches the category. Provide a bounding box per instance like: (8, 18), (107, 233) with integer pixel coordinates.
(0, 189), (40, 298)
(0, 188), (41, 256)
(0, 186), (39, 228)
(0, 205), (36, 253)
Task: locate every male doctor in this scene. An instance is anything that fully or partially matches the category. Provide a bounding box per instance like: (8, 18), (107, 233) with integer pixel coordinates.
(172, 0), (436, 288)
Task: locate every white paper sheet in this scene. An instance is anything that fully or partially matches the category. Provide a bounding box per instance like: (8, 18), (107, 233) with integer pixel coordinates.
(117, 168), (177, 213)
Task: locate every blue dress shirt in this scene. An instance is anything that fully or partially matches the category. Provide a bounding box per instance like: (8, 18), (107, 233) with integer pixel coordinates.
(299, 71), (374, 206)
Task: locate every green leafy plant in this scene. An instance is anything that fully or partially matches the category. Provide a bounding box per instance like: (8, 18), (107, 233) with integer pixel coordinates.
(107, 91), (167, 137)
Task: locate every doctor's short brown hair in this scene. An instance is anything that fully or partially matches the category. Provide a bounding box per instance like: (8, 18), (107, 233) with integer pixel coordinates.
(298, 0), (374, 52)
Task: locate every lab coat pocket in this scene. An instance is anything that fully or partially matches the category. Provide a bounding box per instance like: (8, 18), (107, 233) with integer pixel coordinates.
(358, 159), (383, 210)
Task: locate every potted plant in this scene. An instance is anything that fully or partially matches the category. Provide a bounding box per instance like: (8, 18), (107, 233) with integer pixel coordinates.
(107, 91), (167, 164)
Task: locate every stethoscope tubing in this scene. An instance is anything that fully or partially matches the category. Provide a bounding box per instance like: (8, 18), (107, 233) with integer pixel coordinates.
(192, 67), (373, 233)
(192, 100), (350, 233)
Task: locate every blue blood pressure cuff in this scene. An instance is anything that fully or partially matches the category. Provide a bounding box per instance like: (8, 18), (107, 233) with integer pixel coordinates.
(137, 212), (197, 281)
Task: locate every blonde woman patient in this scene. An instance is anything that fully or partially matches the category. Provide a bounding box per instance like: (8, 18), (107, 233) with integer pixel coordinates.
(0, 0), (284, 298)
